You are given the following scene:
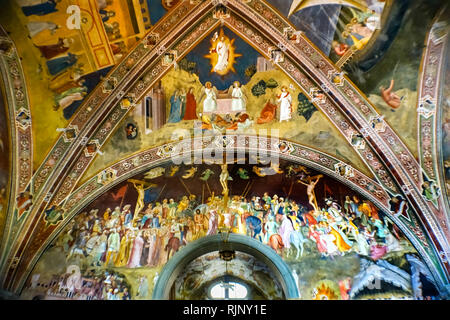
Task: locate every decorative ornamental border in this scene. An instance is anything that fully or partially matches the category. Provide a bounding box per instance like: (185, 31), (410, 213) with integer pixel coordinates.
(416, 9), (450, 242)
(0, 26), (33, 276)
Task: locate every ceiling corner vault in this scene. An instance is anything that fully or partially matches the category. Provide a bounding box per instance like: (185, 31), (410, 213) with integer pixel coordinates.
(0, 0), (449, 296)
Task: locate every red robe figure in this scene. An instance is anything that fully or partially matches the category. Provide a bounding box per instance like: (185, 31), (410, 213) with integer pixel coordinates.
(35, 38), (70, 59)
(183, 87), (197, 120)
(257, 99), (277, 124)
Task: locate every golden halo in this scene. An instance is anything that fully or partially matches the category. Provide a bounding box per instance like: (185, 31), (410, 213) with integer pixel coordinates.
(204, 29), (242, 76)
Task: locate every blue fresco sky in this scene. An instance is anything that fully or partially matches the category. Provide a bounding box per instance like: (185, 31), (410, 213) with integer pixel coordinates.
(185, 27), (262, 90)
(147, 0), (167, 25)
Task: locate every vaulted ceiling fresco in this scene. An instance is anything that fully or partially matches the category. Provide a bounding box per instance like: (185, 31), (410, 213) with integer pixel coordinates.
(0, 0), (448, 301)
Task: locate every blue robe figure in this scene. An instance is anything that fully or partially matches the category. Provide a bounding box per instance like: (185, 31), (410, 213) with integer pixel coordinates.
(277, 205), (285, 215)
(21, 0), (58, 16)
(46, 53), (77, 76)
(168, 91), (183, 123)
(124, 212), (133, 226)
(350, 202), (362, 217)
(152, 216), (160, 228)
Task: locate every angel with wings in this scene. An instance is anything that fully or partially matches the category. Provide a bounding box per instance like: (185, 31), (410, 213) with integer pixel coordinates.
(228, 81), (247, 112)
(199, 81), (218, 113)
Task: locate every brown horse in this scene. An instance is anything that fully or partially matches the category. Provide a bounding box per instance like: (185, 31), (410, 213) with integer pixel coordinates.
(165, 236), (181, 260)
(165, 224), (190, 261)
(269, 234), (284, 255)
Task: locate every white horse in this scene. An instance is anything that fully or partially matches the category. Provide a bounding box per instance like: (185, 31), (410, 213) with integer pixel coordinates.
(288, 228), (310, 259)
(278, 215), (293, 249)
(279, 215), (310, 259)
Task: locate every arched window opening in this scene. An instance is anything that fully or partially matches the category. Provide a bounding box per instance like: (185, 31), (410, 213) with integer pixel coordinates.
(208, 276), (249, 300)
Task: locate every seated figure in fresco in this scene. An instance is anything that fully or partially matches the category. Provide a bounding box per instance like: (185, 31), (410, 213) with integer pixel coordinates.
(27, 21), (60, 38)
(212, 36), (229, 73)
(206, 209), (219, 236)
(21, 0), (59, 16)
(257, 98), (278, 124)
(343, 19), (373, 51)
(193, 209), (206, 239)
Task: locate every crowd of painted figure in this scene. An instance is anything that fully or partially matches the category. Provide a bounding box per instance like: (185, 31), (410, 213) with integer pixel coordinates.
(55, 189), (408, 276)
(31, 268), (130, 300)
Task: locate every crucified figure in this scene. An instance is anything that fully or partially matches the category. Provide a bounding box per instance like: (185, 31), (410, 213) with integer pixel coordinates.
(219, 163), (232, 196)
(129, 179), (156, 221)
(380, 79), (403, 109)
(297, 174), (323, 212)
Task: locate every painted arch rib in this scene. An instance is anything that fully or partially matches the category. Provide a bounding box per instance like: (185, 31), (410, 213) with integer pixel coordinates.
(416, 8), (450, 241)
(0, 25), (33, 280)
(3, 0), (449, 292)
